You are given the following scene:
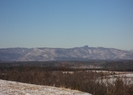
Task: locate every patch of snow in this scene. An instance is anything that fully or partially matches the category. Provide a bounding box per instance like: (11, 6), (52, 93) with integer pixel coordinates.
(0, 79), (92, 95)
(97, 73), (133, 85)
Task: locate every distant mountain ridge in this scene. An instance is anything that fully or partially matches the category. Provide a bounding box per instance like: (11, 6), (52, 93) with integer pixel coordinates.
(0, 46), (133, 61)
(129, 49), (133, 52)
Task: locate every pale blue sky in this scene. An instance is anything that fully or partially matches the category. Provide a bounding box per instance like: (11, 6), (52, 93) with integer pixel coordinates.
(0, 0), (133, 50)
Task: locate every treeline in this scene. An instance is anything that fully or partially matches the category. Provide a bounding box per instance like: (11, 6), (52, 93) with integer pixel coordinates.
(0, 60), (133, 71)
(0, 65), (133, 95)
(102, 60), (133, 71)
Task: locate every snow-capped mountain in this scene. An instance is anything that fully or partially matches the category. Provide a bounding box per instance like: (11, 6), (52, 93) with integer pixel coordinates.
(0, 46), (133, 61)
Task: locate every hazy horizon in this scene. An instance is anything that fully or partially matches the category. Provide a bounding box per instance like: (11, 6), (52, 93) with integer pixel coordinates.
(0, 0), (133, 50)
(0, 45), (131, 51)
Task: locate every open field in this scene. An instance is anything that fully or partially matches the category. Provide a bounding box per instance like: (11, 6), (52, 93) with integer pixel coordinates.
(0, 79), (91, 95)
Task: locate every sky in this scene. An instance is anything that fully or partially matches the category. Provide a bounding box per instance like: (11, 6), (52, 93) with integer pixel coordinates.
(0, 0), (133, 50)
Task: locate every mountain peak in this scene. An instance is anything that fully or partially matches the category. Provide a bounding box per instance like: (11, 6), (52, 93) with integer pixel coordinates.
(82, 45), (89, 48)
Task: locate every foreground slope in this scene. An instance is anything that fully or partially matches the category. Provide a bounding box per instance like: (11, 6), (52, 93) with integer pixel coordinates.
(0, 79), (91, 95)
(0, 46), (133, 61)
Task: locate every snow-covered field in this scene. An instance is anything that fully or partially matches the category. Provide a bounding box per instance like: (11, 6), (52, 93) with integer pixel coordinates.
(0, 79), (92, 95)
(98, 72), (133, 85)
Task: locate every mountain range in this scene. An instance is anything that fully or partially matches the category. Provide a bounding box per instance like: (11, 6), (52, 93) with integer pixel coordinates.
(0, 45), (133, 61)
